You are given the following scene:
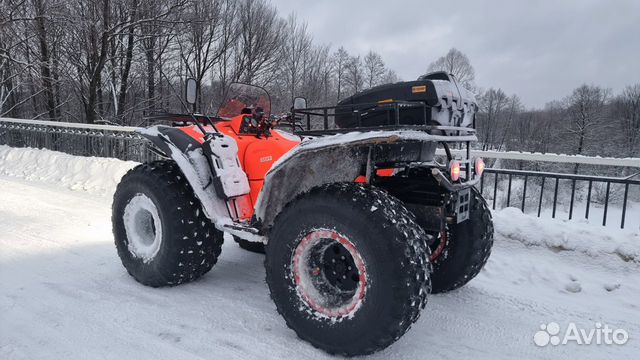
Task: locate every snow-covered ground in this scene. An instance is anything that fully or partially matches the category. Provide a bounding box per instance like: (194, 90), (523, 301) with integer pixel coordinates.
(1, 146), (639, 360)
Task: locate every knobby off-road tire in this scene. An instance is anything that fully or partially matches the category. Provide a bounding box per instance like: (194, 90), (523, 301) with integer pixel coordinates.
(429, 188), (494, 293)
(112, 160), (224, 287)
(265, 183), (431, 356)
(234, 236), (266, 254)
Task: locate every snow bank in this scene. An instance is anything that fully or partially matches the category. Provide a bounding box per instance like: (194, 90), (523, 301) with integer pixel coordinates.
(0, 145), (138, 195)
(494, 207), (640, 263)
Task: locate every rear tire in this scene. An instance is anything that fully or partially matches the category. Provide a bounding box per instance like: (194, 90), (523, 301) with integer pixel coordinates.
(429, 188), (493, 293)
(234, 236), (266, 254)
(265, 183), (430, 356)
(112, 160), (224, 287)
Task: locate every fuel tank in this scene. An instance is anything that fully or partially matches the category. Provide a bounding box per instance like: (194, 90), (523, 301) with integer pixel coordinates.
(211, 115), (300, 205)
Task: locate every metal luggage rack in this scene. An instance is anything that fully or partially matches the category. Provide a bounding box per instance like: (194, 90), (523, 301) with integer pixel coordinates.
(286, 100), (481, 191)
(289, 100), (476, 138)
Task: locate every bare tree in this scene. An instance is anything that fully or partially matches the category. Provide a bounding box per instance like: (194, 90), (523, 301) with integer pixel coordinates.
(363, 50), (385, 89)
(232, 0), (285, 86)
(0, 0), (437, 127)
(107, 0), (140, 121)
(298, 44), (331, 106)
(0, 0), (66, 119)
(529, 102), (562, 155)
(178, 0), (236, 112)
(611, 84), (640, 157)
(345, 55), (363, 95)
(31, 0), (58, 120)
(564, 84), (610, 172)
(495, 94), (523, 151)
(280, 14), (312, 103)
(70, 0), (113, 123)
(332, 46), (349, 101)
(427, 47), (475, 89)
(134, 0), (182, 119)
(381, 69), (399, 84)
(0, 1), (31, 116)
(477, 88), (508, 150)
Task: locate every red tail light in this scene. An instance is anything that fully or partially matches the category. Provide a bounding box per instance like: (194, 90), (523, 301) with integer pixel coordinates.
(449, 160), (461, 181)
(474, 157), (485, 176)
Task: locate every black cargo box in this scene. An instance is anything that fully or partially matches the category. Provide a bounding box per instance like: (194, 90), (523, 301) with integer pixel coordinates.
(334, 72), (477, 129)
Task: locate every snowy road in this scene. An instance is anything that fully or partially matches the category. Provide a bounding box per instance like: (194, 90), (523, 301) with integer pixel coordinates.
(1, 149), (639, 359)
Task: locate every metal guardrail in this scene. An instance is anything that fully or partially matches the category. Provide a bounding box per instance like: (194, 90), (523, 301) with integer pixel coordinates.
(443, 148), (640, 168)
(0, 117), (140, 132)
(1, 117), (638, 229)
(480, 169), (639, 229)
(0, 117), (156, 162)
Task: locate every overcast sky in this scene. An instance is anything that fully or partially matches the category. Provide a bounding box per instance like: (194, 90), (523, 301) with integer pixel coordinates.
(274, 0), (639, 108)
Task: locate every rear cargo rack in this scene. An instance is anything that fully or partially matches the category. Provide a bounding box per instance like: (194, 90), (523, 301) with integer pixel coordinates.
(283, 99), (483, 198)
(288, 100), (476, 137)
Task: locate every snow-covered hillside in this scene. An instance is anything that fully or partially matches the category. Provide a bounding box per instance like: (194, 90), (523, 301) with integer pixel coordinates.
(0, 146), (638, 360)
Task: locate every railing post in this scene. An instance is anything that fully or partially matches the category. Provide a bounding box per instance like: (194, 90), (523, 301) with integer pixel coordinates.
(492, 172), (498, 210)
(521, 175), (528, 212)
(569, 179), (576, 220)
(538, 177), (546, 217)
(506, 174), (512, 207)
(552, 178), (559, 218)
(585, 180), (592, 219)
(602, 182), (610, 226)
(621, 183), (629, 229)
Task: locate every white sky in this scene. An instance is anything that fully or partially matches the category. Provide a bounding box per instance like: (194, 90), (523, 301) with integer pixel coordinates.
(274, 0), (640, 108)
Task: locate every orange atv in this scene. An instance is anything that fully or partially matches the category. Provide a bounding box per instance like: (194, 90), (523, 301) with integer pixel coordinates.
(112, 74), (493, 356)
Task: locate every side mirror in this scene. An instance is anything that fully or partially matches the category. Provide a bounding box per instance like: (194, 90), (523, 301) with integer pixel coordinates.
(185, 78), (197, 105)
(293, 97), (307, 110)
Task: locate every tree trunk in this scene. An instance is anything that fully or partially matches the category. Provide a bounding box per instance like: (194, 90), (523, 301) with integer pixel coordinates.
(117, 1), (138, 121)
(85, 0), (111, 124)
(573, 132), (584, 174)
(33, 0), (57, 121)
(146, 47), (155, 114)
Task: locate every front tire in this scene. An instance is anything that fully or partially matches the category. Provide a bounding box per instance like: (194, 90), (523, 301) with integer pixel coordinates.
(112, 160), (224, 287)
(265, 183), (430, 356)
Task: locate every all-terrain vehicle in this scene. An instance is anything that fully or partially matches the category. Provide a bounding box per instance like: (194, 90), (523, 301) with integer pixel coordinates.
(112, 72), (493, 356)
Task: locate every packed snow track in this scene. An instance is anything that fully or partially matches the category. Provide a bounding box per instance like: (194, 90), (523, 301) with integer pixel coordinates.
(1, 146), (638, 360)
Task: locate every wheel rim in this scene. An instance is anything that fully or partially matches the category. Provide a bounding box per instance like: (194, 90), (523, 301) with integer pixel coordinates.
(123, 193), (163, 262)
(292, 229), (367, 318)
(429, 229), (448, 261)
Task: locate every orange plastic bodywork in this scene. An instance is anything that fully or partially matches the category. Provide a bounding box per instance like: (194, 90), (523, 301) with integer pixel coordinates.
(177, 116), (300, 220)
(176, 116), (395, 221)
(354, 169), (395, 183)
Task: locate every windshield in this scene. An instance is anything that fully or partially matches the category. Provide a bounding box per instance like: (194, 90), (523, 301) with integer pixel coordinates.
(216, 83), (271, 119)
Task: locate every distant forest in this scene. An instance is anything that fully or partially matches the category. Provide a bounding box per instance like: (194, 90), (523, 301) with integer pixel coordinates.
(1, 0), (638, 159)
